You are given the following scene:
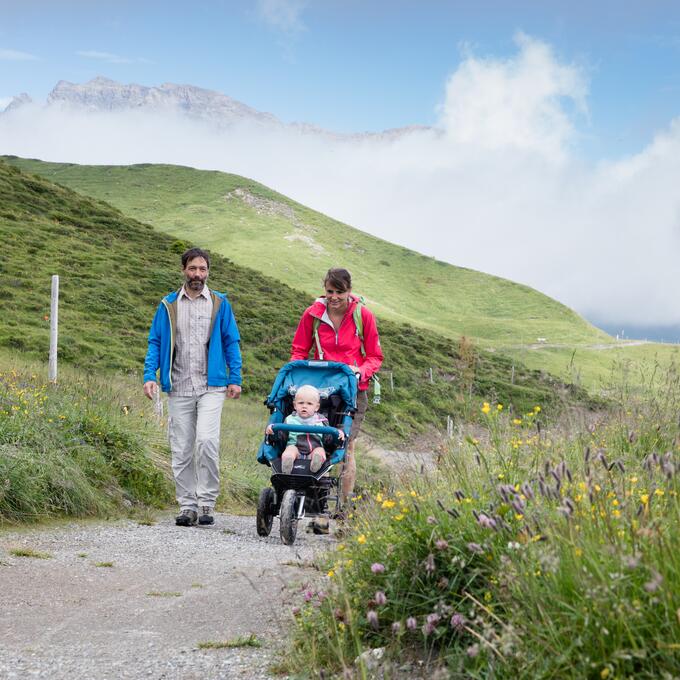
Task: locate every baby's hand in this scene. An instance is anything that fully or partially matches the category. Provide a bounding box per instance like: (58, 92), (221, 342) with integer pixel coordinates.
(337, 429), (346, 441)
(265, 424), (274, 435)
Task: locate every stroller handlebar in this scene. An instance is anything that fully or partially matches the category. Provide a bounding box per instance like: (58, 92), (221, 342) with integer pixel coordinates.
(270, 423), (344, 442)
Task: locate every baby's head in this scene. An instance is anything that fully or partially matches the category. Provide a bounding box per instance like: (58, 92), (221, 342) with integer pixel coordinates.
(294, 384), (321, 418)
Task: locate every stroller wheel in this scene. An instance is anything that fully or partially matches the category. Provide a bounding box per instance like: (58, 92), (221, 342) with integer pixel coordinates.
(256, 487), (275, 537)
(279, 489), (298, 545)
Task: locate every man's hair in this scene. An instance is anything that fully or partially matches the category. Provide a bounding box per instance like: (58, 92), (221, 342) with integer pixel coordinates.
(181, 247), (211, 269)
(295, 384), (321, 403)
(323, 268), (352, 292)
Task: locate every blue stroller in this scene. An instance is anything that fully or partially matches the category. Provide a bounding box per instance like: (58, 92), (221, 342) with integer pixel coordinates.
(256, 360), (358, 545)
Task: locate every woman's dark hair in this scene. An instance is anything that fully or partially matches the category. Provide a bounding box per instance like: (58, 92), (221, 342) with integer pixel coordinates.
(181, 247), (211, 269)
(324, 268), (352, 292)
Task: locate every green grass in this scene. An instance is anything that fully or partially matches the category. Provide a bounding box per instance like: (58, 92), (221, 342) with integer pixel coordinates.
(0, 350), (173, 524)
(94, 561), (114, 567)
(1, 157), (609, 348)
(0, 159), (590, 449)
(6, 156), (678, 393)
(147, 591), (181, 597)
(285, 372), (680, 678)
(8, 547), (52, 559)
(197, 634), (261, 649)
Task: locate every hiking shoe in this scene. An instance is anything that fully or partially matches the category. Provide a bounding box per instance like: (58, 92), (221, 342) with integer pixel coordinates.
(175, 509), (197, 527)
(281, 457), (294, 475)
(309, 518), (330, 535)
(198, 506), (214, 526)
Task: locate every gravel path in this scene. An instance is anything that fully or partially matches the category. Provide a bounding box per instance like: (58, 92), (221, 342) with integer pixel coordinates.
(0, 513), (333, 679)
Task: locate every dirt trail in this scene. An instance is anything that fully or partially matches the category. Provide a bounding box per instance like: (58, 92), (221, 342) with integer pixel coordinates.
(0, 513), (331, 680)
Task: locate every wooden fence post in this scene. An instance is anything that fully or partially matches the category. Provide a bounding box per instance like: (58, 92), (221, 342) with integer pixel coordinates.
(48, 275), (59, 383)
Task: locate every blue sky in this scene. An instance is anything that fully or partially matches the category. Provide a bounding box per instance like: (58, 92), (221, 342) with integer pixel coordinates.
(2, 0), (680, 158)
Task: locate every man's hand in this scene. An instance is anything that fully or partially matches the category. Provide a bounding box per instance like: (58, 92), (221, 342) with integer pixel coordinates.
(143, 380), (158, 400)
(227, 384), (242, 399)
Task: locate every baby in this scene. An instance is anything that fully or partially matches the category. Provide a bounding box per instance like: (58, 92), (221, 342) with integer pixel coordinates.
(266, 384), (344, 474)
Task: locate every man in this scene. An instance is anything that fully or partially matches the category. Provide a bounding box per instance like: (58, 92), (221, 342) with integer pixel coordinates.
(143, 247), (242, 527)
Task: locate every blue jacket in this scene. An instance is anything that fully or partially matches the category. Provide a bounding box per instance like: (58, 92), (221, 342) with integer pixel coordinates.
(143, 288), (242, 393)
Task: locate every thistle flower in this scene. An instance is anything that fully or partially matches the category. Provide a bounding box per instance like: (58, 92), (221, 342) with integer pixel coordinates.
(406, 616), (418, 630)
(303, 589), (314, 602)
(422, 621), (435, 636)
(366, 609), (379, 628)
(450, 613), (466, 631)
(426, 515), (438, 525)
(371, 562), (386, 574)
(375, 590), (387, 606)
(467, 542), (484, 554)
(292, 606), (301, 617)
(435, 539), (449, 550)
(391, 621), (402, 634)
(426, 613), (441, 625)
(466, 643), (480, 658)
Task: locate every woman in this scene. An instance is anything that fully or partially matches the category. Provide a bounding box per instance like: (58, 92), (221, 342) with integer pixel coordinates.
(291, 268), (383, 504)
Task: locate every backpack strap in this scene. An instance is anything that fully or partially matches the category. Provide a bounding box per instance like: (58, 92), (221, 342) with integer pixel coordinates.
(312, 316), (325, 360)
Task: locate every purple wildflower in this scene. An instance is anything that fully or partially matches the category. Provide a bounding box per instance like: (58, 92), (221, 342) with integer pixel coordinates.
(450, 613), (466, 631)
(334, 608), (345, 621)
(406, 616), (418, 631)
(375, 590), (387, 606)
(467, 542), (484, 554)
(426, 515), (438, 525)
(435, 539), (449, 550)
(371, 562), (386, 574)
(366, 609), (379, 628)
(426, 613), (441, 625)
(303, 589), (314, 602)
(466, 643), (480, 658)
(422, 622), (435, 636)
(292, 606), (301, 617)
(391, 621), (402, 634)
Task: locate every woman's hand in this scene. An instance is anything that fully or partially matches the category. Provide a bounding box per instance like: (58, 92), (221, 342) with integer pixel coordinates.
(265, 424), (274, 435)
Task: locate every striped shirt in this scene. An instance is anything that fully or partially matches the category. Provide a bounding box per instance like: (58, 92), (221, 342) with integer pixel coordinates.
(170, 285), (226, 396)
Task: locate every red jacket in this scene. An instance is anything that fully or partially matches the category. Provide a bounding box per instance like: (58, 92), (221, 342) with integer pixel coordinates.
(291, 296), (383, 391)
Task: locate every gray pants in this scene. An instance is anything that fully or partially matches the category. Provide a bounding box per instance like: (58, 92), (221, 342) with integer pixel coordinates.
(167, 391), (225, 511)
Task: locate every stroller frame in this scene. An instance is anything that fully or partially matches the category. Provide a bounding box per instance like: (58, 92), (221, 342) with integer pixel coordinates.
(256, 361), (358, 545)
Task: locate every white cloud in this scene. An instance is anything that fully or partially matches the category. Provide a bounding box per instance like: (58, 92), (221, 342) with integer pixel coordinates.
(0, 97), (12, 112)
(256, 0), (308, 33)
(76, 50), (135, 64)
(2, 35), (679, 327)
(0, 48), (38, 61)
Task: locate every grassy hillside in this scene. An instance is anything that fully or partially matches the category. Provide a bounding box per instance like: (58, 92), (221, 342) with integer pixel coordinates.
(9, 157), (679, 392)
(0, 160), (593, 444)
(2, 157), (608, 349)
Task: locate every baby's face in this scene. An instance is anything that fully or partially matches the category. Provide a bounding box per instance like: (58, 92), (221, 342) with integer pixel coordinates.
(294, 393), (320, 418)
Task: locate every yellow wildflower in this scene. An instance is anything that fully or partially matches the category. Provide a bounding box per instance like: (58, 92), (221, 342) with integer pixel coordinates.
(640, 494), (649, 505)
(574, 548), (583, 557)
(513, 418), (522, 425)
(655, 489), (664, 497)
(497, 404), (503, 411)
(534, 405), (541, 413)
(601, 668), (610, 679)
(357, 534), (367, 544)
(394, 514), (405, 521)
(481, 402), (491, 414)
(327, 570), (335, 578)
(410, 490), (417, 497)
(381, 500), (396, 509)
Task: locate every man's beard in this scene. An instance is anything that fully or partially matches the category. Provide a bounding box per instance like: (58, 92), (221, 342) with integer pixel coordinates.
(187, 277), (205, 290)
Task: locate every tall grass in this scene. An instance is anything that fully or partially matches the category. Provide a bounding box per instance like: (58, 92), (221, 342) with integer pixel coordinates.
(0, 353), (173, 523)
(286, 368), (680, 678)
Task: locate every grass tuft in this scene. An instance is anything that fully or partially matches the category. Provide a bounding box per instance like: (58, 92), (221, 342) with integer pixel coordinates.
(9, 547), (51, 559)
(198, 634), (261, 649)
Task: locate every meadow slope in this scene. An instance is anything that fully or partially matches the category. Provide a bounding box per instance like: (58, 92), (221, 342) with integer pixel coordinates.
(6, 156), (678, 391)
(0, 160), (591, 446)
